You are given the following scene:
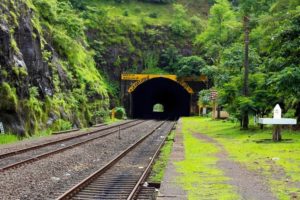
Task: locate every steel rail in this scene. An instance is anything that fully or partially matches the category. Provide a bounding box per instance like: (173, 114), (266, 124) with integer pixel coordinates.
(52, 128), (80, 135)
(0, 120), (146, 171)
(55, 121), (166, 200)
(127, 121), (176, 200)
(0, 120), (137, 160)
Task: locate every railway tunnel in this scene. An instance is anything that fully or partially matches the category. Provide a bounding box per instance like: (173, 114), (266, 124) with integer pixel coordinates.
(131, 77), (191, 119)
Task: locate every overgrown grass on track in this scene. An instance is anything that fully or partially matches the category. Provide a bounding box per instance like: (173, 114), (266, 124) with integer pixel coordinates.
(149, 131), (175, 183)
(178, 117), (300, 200)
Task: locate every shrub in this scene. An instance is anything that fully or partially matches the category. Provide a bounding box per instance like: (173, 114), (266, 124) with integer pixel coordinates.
(123, 10), (129, 17)
(149, 12), (158, 18)
(284, 109), (296, 118)
(134, 6), (142, 13)
(0, 82), (18, 111)
(114, 107), (126, 119)
(51, 119), (72, 131)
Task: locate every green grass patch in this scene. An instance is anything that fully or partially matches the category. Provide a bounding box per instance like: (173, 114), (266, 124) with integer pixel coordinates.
(176, 118), (240, 199)
(83, 0), (174, 26)
(149, 131), (175, 183)
(180, 117), (300, 199)
(0, 134), (20, 145)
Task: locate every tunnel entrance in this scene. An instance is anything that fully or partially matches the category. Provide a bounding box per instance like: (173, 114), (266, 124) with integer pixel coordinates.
(132, 78), (191, 119)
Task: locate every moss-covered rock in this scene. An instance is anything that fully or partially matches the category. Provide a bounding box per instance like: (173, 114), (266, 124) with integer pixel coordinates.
(0, 0), (110, 136)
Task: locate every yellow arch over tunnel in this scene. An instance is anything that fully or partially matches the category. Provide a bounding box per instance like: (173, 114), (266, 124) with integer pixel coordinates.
(121, 74), (207, 94)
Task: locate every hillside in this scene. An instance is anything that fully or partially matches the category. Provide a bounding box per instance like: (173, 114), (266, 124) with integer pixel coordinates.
(1, 0), (299, 136)
(0, 0), (209, 136)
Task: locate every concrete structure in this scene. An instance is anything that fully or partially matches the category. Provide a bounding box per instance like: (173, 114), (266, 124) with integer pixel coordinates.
(121, 74), (208, 119)
(259, 104), (297, 141)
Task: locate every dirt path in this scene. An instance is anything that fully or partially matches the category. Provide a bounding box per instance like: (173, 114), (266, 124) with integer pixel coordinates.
(193, 132), (277, 200)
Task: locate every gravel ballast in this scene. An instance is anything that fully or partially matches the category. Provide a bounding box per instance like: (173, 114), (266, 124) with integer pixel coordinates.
(0, 120), (160, 200)
(0, 120), (135, 155)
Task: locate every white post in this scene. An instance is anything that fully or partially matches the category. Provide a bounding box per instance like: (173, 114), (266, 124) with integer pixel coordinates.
(273, 104), (282, 119)
(0, 122), (4, 134)
(203, 107), (207, 115)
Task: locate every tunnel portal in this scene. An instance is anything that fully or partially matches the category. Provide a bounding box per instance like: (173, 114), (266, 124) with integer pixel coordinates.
(132, 78), (191, 119)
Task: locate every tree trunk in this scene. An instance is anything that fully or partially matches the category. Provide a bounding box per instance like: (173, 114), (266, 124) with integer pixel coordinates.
(260, 114), (264, 129)
(242, 15), (250, 129)
(242, 111), (249, 129)
(296, 102), (300, 126)
(272, 125), (282, 142)
(260, 124), (264, 129)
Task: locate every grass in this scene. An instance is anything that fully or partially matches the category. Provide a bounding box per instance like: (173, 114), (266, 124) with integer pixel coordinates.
(83, 0), (174, 25)
(0, 134), (20, 145)
(148, 131), (175, 183)
(176, 118), (240, 199)
(0, 119), (122, 145)
(179, 117), (300, 199)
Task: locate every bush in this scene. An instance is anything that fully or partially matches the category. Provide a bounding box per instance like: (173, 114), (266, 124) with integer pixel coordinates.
(284, 109), (296, 118)
(134, 6), (142, 13)
(0, 82), (18, 111)
(149, 12), (158, 18)
(123, 10), (129, 17)
(51, 119), (72, 131)
(114, 107), (126, 119)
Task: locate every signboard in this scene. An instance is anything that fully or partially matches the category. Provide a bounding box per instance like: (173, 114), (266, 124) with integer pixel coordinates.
(210, 90), (218, 100)
(125, 74), (195, 94)
(128, 78), (149, 93)
(258, 118), (297, 125)
(0, 122), (4, 134)
(121, 73), (207, 82)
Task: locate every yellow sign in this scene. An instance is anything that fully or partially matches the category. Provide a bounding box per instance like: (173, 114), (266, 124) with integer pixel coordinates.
(123, 74), (200, 94)
(178, 80), (194, 94)
(128, 78), (148, 93)
(121, 74), (207, 82)
(111, 108), (115, 120)
(122, 74), (177, 81)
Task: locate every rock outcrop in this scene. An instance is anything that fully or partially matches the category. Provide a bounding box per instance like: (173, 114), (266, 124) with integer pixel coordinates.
(0, 0), (109, 135)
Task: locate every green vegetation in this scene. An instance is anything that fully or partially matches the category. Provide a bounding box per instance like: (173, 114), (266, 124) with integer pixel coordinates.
(114, 107), (127, 119)
(153, 103), (164, 112)
(0, 134), (20, 145)
(180, 117), (300, 199)
(196, 0), (300, 128)
(0, 0), (110, 136)
(0, 82), (18, 111)
(1, 0), (299, 146)
(149, 131), (175, 182)
(176, 118), (240, 199)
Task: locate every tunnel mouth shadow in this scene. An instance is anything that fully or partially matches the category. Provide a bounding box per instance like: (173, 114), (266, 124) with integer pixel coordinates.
(131, 77), (190, 120)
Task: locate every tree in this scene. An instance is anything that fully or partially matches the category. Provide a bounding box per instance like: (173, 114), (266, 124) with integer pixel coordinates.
(259, 0), (300, 121)
(198, 90), (211, 115)
(160, 45), (182, 72)
(237, 0), (277, 129)
(237, 0), (256, 129)
(176, 56), (206, 77)
(197, 0), (241, 65)
(221, 43), (261, 74)
(170, 4), (192, 36)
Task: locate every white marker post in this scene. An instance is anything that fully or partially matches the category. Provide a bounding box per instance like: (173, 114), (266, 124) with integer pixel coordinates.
(259, 104), (297, 141)
(210, 90), (218, 119)
(0, 122), (4, 134)
(273, 104), (282, 119)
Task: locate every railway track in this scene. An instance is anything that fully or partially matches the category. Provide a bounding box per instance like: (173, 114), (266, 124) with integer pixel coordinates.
(0, 120), (148, 171)
(55, 120), (175, 200)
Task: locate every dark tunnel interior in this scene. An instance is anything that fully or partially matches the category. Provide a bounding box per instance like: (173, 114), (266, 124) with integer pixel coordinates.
(132, 78), (191, 120)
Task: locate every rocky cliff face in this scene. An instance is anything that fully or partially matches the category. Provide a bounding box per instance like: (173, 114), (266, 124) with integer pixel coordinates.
(0, 0), (109, 135)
